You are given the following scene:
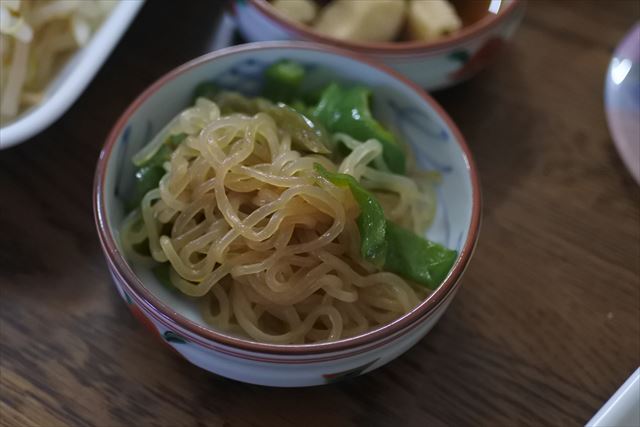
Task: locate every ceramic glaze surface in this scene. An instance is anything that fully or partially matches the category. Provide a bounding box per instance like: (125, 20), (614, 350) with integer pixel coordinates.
(233, 0), (525, 90)
(95, 43), (480, 386)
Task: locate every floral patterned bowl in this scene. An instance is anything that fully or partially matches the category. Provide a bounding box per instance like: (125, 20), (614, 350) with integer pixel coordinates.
(93, 42), (481, 387)
(233, 0), (526, 90)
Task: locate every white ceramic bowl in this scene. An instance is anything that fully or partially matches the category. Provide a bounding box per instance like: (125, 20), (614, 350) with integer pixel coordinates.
(233, 0), (525, 90)
(94, 42), (481, 387)
(0, 0), (144, 150)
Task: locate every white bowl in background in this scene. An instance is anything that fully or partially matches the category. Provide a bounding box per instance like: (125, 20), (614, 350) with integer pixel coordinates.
(0, 0), (145, 150)
(232, 0), (525, 90)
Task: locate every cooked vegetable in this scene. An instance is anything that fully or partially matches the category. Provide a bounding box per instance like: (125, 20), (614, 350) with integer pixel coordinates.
(263, 59), (305, 103)
(271, 0), (318, 24)
(384, 221), (457, 289)
(130, 133), (187, 209)
(266, 103), (330, 153)
(167, 133), (188, 147)
(407, 0), (462, 42)
(315, 164), (387, 267)
(214, 91), (329, 153)
(130, 166), (164, 210)
(152, 263), (176, 292)
(193, 81), (218, 102)
(313, 0), (406, 42)
(137, 133), (186, 169)
(316, 163), (457, 289)
(214, 91), (272, 116)
(131, 98), (217, 168)
(312, 83), (406, 174)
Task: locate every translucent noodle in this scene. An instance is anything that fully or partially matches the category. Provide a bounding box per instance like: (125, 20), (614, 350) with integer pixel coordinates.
(124, 96), (437, 344)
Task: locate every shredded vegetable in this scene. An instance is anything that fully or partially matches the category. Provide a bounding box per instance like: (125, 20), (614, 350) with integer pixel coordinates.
(0, 0), (117, 124)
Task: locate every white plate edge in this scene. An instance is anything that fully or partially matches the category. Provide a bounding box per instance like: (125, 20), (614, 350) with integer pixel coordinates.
(0, 0), (145, 149)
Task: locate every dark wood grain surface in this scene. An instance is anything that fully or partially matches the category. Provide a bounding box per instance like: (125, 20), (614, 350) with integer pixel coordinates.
(1, 1), (639, 426)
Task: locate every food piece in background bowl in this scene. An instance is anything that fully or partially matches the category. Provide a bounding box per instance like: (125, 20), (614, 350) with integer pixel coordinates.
(268, 0), (461, 44)
(407, 0), (463, 42)
(0, 0), (117, 124)
(236, 0), (526, 90)
(121, 59), (458, 345)
(313, 0), (407, 43)
(271, 0), (318, 24)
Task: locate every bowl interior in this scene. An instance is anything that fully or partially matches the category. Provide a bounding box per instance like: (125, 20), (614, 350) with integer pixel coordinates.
(101, 45), (475, 335)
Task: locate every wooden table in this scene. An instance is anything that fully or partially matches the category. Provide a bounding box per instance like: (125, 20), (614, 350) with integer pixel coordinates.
(1, 1), (638, 426)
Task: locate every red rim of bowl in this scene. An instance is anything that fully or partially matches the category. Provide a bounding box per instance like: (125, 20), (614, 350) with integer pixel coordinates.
(248, 0), (523, 54)
(93, 41), (482, 356)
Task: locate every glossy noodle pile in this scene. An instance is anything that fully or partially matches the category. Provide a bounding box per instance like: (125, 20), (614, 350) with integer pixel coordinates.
(121, 64), (456, 344)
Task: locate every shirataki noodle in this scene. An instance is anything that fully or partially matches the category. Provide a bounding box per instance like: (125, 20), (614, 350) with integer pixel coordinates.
(122, 96), (437, 344)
